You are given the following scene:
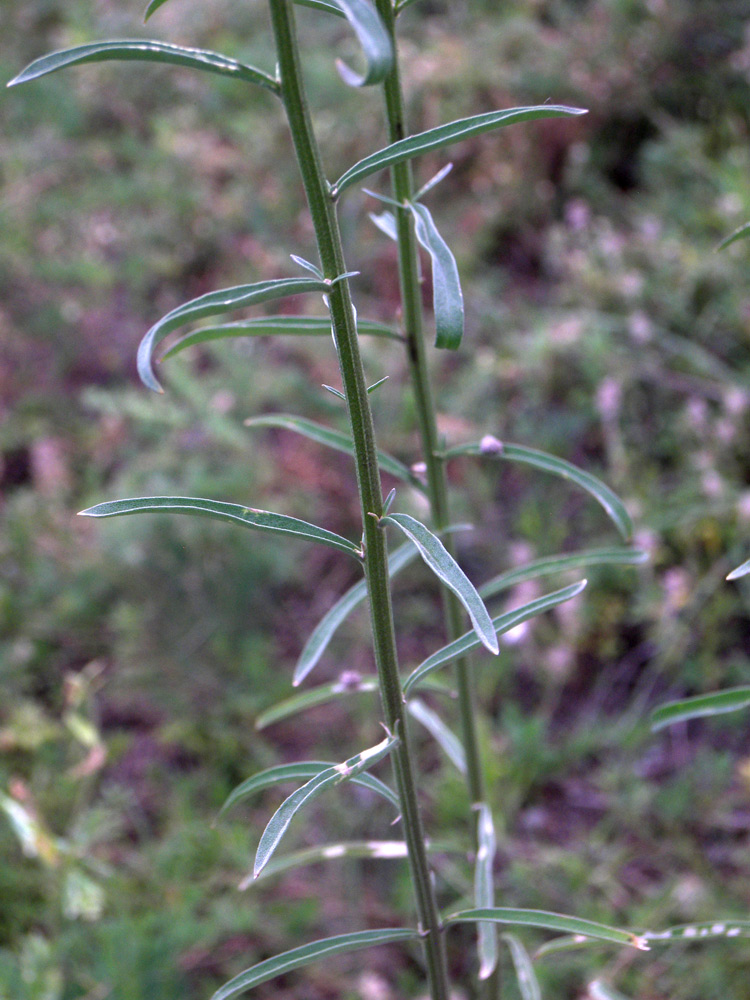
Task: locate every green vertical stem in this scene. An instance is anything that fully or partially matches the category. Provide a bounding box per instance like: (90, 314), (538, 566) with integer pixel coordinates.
(373, 0), (485, 808)
(267, 3), (449, 999)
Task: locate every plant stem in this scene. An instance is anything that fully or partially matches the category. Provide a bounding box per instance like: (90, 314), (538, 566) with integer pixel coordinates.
(267, 3), (450, 997)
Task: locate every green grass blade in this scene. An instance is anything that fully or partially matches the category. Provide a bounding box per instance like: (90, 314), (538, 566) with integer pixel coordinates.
(479, 547), (647, 601)
(474, 804), (498, 980)
(7, 40), (279, 93)
(245, 414), (422, 491)
(294, 540), (419, 685)
(409, 202), (463, 350)
(445, 908), (649, 950)
(502, 934), (541, 1000)
(219, 761), (399, 817)
(254, 735), (398, 877)
(407, 699), (466, 774)
(334, 105), (587, 195)
(588, 981), (631, 1000)
(650, 687), (750, 731)
(256, 677), (380, 730)
(79, 496), (361, 559)
(404, 580), (587, 694)
(382, 512), (498, 654)
(248, 839), (409, 885)
(443, 439), (632, 540)
(211, 928), (419, 1000)
(162, 315), (399, 358)
(717, 221), (750, 251)
(137, 277), (328, 391)
(727, 557), (750, 580)
(644, 920), (750, 944)
(335, 0), (394, 87)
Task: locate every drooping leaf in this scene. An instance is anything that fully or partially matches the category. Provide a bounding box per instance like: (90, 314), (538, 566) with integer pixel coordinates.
(727, 557), (750, 580)
(144, 0), (171, 19)
(334, 105), (587, 195)
(137, 277), (328, 391)
(211, 929), (419, 1000)
(407, 699), (466, 773)
(404, 580), (587, 694)
(7, 40), (279, 93)
(588, 981), (631, 1000)
(445, 908), (649, 950)
(643, 920), (750, 945)
(244, 414), (423, 491)
(717, 221), (750, 251)
(334, 0), (394, 87)
(381, 512), (498, 654)
(248, 839), (410, 886)
(503, 934), (541, 1000)
(479, 546), (647, 601)
(443, 439), (632, 540)
(220, 760), (399, 818)
(650, 687), (750, 731)
(256, 677), (380, 730)
(474, 804), (498, 979)
(79, 496), (361, 559)
(409, 201), (463, 350)
(254, 735), (398, 876)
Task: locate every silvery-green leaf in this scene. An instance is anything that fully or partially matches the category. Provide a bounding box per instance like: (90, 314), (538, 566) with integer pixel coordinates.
(409, 201), (463, 350)
(443, 440), (632, 540)
(503, 934), (541, 1000)
(588, 981), (631, 1000)
(295, 0), (348, 14)
(7, 40), (279, 93)
(727, 557), (750, 580)
(643, 920), (750, 944)
(254, 735), (398, 876)
(138, 277), (328, 391)
(79, 496), (361, 559)
(211, 929), (419, 1000)
(717, 221), (750, 251)
(404, 581), (587, 694)
(474, 804), (498, 979)
(248, 839), (409, 885)
(407, 699), (466, 773)
(382, 512), (498, 654)
(334, 0), (394, 87)
(335, 106), (587, 195)
(650, 687), (750, 731)
(256, 676), (380, 730)
(370, 211), (399, 242)
(445, 908), (649, 950)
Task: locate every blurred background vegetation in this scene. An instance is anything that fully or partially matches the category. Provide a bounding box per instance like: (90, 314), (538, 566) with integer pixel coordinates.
(2, 0), (750, 997)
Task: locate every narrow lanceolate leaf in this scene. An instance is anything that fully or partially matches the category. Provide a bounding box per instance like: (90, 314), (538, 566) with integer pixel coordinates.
(220, 761), (399, 819)
(407, 699), (466, 774)
(479, 546), (647, 601)
(445, 909), (650, 951)
(503, 935), (541, 1000)
(254, 735), (398, 877)
(137, 277), (328, 391)
(650, 687), (750, 731)
(7, 40), (279, 93)
(248, 839), (409, 885)
(727, 557), (750, 580)
(334, 105), (587, 195)
(443, 440), (632, 540)
(256, 676), (380, 730)
(295, 0), (348, 16)
(474, 804), (498, 979)
(404, 580), (587, 694)
(409, 201), (463, 350)
(382, 512), (498, 654)
(644, 920), (750, 945)
(717, 221), (750, 251)
(334, 0), (394, 87)
(79, 496), (361, 559)
(244, 414), (423, 491)
(144, 0), (171, 19)
(211, 929), (419, 1000)
(294, 540), (419, 685)
(162, 315), (399, 358)
(588, 981), (631, 1000)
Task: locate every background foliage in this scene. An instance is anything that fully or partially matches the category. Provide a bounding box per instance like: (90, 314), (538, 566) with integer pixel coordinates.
(2, 0), (750, 997)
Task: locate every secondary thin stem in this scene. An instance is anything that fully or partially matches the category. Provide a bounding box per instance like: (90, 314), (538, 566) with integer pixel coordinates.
(267, 3), (450, 998)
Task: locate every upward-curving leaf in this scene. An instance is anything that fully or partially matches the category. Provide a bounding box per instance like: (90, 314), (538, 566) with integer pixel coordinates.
(137, 277), (329, 391)
(295, 0), (348, 16)
(650, 687), (750, 731)
(334, 0), (394, 87)
(334, 105), (587, 195)
(254, 735), (398, 877)
(211, 928), (419, 1000)
(7, 40), (279, 93)
(381, 513), (498, 655)
(445, 908), (649, 950)
(717, 221), (750, 251)
(409, 201), (464, 350)
(79, 496), (361, 559)
(443, 439), (632, 540)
